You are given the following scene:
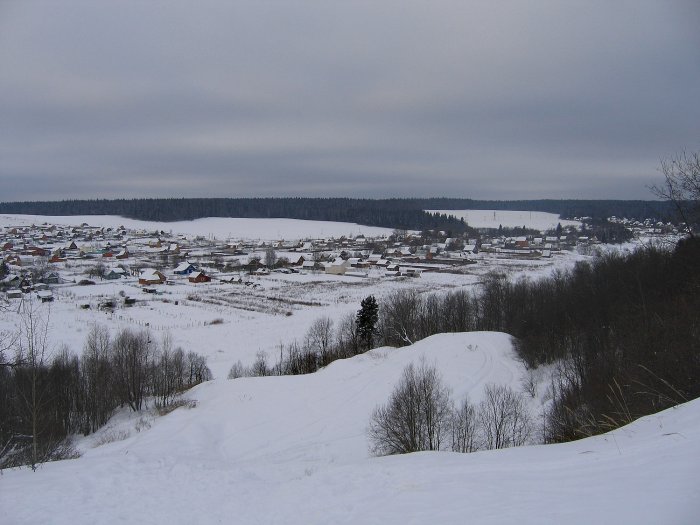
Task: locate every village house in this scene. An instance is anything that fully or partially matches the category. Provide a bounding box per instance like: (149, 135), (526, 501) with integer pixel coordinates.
(138, 269), (166, 286)
(49, 249), (66, 263)
(302, 260), (320, 272)
(173, 261), (198, 275)
(188, 271), (211, 283)
(385, 263), (400, 276)
(401, 267), (423, 278)
(324, 258), (347, 275)
(44, 272), (61, 284)
(37, 290), (54, 302)
(21, 246), (47, 257)
(5, 289), (23, 300)
(104, 267), (127, 280)
(2, 274), (20, 287)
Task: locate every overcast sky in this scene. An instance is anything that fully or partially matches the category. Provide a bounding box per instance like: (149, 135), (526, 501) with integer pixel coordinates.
(1, 1), (699, 201)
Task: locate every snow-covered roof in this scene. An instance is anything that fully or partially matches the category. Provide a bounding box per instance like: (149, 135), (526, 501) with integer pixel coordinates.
(174, 261), (195, 272)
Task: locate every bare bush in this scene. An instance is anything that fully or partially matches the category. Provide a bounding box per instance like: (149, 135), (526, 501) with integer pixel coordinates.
(228, 360), (247, 379)
(251, 351), (269, 377)
(157, 397), (197, 416)
(93, 428), (131, 447)
(478, 384), (532, 450)
(368, 360), (452, 455)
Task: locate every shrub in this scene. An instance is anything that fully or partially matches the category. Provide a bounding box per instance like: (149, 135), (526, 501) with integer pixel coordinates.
(368, 360), (452, 455)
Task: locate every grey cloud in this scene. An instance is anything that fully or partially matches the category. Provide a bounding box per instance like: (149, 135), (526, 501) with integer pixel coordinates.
(1, 1), (698, 202)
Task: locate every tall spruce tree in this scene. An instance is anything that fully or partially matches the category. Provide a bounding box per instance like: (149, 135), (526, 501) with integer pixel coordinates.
(356, 295), (379, 351)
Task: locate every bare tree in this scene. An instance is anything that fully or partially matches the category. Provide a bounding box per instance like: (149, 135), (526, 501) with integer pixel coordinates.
(304, 316), (334, 366)
(29, 257), (51, 283)
(368, 360), (452, 455)
(0, 302), (19, 369)
(451, 395), (479, 453)
(153, 332), (179, 408)
(264, 247), (277, 268)
(335, 312), (360, 357)
(379, 289), (421, 346)
(88, 261), (107, 280)
(14, 299), (52, 469)
(478, 384), (532, 450)
(652, 150), (700, 238)
(111, 328), (151, 411)
(81, 324), (114, 433)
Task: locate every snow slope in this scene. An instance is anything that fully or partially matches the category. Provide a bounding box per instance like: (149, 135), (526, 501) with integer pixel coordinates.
(2, 332), (698, 524)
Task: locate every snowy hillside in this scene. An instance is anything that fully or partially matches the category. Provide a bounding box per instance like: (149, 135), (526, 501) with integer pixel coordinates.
(2, 332), (698, 524)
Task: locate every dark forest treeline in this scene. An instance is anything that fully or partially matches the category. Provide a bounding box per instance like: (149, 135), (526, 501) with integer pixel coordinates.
(0, 198), (473, 233)
(0, 197), (678, 228)
(0, 324), (211, 469)
(416, 198), (677, 222)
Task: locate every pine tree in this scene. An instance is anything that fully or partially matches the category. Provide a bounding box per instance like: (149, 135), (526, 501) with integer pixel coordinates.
(356, 295), (379, 352)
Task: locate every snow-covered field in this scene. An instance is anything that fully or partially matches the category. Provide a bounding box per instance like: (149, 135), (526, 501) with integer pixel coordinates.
(0, 250), (589, 379)
(0, 214), (395, 241)
(2, 332), (698, 524)
(426, 209), (581, 230)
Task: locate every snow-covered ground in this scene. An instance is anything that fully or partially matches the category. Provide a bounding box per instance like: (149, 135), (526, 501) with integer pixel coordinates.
(0, 214), (395, 241)
(0, 214), (595, 378)
(426, 209), (581, 230)
(0, 250), (590, 379)
(2, 332), (698, 524)
(2, 215), (695, 523)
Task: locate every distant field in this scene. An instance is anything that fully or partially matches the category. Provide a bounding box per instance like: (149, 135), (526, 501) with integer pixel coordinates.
(426, 209), (581, 230)
(0, 214), (395, 241)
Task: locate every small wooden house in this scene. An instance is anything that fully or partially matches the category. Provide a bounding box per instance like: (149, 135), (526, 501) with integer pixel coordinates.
(174, 261), (198, 275)
(105, 267), (126, 280)
(138, 269), (166, 286)
(188, 271), (211, 283)
(37, 290), (54, 302)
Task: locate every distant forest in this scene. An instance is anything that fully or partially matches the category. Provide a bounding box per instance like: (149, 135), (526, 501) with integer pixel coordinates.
(0, 198), (676, 231)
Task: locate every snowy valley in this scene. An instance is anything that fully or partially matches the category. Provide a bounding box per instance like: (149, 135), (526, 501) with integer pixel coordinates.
(0, 213), (697, 524)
